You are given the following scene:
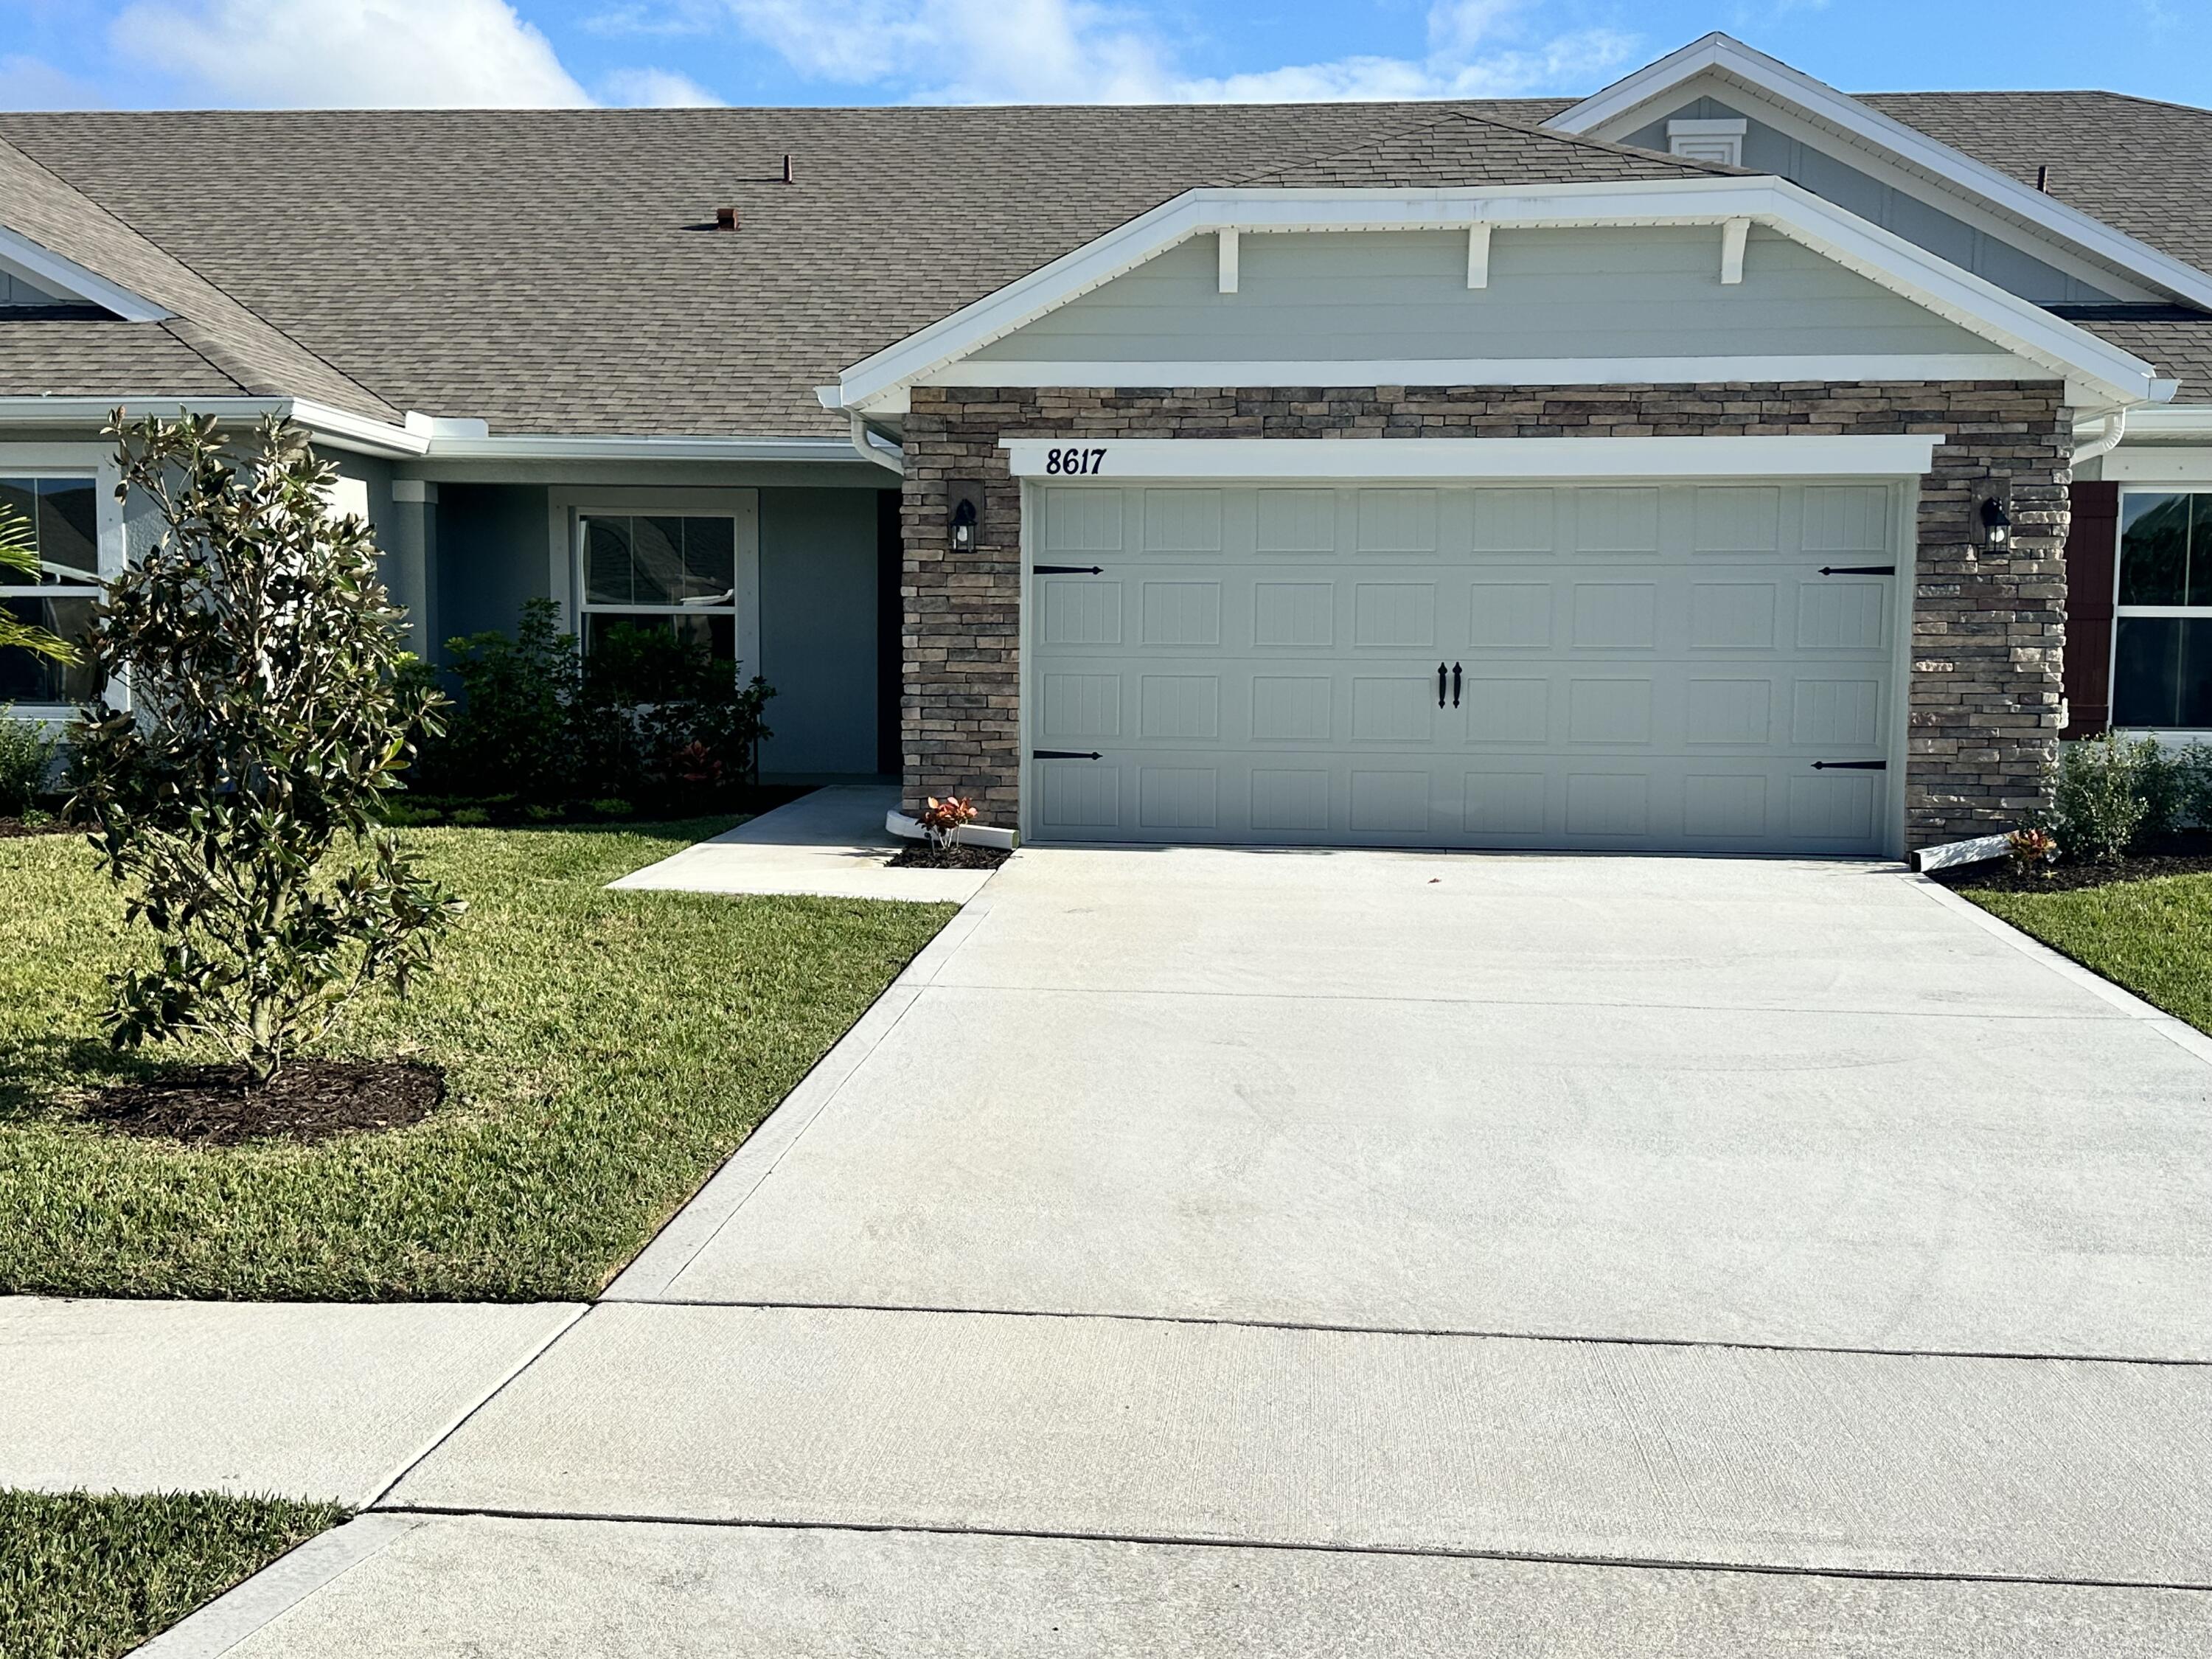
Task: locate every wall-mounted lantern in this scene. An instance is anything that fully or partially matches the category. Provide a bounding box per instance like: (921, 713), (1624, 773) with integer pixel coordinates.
(1979, 495), (2013, 549)
(948, 481), (984, 552)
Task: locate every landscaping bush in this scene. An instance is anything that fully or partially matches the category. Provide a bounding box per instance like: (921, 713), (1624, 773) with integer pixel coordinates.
(71, 413), (464, 1085)
(2047, 733), (2156, 863)
(412, 599), (773, 813)
(0, 706), (55, 817)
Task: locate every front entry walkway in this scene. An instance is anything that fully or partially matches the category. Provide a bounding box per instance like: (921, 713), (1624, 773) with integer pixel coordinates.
(153, 851), (2212, 1655)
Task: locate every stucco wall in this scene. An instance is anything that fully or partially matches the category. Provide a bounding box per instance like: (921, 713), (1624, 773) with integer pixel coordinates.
(901, 381), (2072, 849)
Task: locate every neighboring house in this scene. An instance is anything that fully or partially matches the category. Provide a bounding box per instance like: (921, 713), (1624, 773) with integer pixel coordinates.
(4, 32), (2211, 857)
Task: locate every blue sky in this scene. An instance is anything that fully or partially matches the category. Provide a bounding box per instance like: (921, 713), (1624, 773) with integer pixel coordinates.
(2, 0), (2207, 112)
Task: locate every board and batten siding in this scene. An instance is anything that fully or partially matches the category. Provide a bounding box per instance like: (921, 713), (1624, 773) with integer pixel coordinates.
(1617, 96), (2119, 307)
(960, 226), (2010, 368)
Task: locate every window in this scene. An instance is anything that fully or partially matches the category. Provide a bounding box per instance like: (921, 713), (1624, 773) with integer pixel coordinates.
(578, 513), (738, 661)
(0, 474), (102, 707)
(2114, 492), (2212, 729)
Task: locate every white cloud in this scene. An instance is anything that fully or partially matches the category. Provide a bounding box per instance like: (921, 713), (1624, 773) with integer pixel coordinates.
(111, 0), (594, 107)
(0, 53), (109, 111)
(602, 66), (724, 104)
(718, 0), (1636, 104)
(724, 0), (1172, 102)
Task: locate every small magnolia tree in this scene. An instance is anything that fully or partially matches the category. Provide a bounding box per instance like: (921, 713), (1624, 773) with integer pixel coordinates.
(72, 413), (463, 1085)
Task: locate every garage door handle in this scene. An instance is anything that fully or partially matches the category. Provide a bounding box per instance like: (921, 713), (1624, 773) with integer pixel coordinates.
(1818, 565), (1895, 576)
(1452, 662), (1462, 708)
(1032, 564), (1104, 575)
(1811, 759), (1888, 770)
(1437, 663), (1448, 708)
(1033, 749), (1102, 761)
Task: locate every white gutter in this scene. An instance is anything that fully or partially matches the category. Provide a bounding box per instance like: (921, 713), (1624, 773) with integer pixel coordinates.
(2109, 404), (2212, 440)
(0, 395), (430, 456)
(846, 411), (904, 476)
(0, 397), (888, 466)
(2072, 411), (2128, 467)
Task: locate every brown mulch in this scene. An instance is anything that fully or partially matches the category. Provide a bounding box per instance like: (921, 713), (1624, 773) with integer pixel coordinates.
(0, 815), (75, 838)
(84, 1058), (446, 1147)
(888, 841), (1010, 870)
(1934, 832), (2212, 894)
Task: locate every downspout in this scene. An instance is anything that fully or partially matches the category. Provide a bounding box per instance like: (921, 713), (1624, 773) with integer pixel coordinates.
(849, 411), (904, 476)
(2072, 409), (2127, 467)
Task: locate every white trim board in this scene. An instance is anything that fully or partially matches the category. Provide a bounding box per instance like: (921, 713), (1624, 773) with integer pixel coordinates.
(1001, 434), (1945, 480)
(1550, 32), (2212, 310)
(0, 226), (170, 322)
(826, 177), (2163, 416)
(928, 353), (2037, 389)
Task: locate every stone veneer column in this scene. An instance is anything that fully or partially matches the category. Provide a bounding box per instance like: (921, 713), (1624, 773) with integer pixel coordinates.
(900, 382), (2070, 849)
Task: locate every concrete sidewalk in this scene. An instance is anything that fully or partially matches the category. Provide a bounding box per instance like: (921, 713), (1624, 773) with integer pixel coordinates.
(0, 1298), (580, 1505)
(121, 849), (2212, 1652)
(608, 784), (995, 902)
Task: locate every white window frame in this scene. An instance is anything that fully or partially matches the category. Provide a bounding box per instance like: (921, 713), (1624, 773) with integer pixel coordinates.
(2110, 484), (2212, 741)
(549, 487), (761, 680)
(0, 443), (126, 725)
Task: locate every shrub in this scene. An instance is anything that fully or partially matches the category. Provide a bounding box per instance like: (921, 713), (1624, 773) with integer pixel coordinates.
(422, 598), (580, 799)
(2048, 733), (2153, 864)
(415, 602), (773, 810)
(71, 413), (465, 1085)
(2174, 742), (2212, 830)
(0, 706), (56, 816)
(2006, 825), (2058, 877)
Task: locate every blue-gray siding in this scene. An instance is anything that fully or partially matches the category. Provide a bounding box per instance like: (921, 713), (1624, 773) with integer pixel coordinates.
(967, 226), (2006, 366)
(1618, 97), (2118, 306)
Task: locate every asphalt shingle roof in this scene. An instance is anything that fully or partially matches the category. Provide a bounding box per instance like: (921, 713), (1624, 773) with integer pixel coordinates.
(1, 88), (2211, 432)
(0, 103), (1736, 438)
(0, 133), (397, 420)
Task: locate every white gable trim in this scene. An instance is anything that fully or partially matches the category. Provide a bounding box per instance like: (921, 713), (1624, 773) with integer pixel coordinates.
(826, 176), (2163, 416)
(0, 226), (170, 323)
(1551, 32), (2212, 310)
(1002, 434), (1945, 480)
(928, 354), (2038, 389)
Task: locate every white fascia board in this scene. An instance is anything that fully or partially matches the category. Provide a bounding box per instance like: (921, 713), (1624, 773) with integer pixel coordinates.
(835, 175), (2159, 413)
(1002, 434), (1946, 481)
(417, 434), (863, 463)
(1551, 32), (2212, 310)
(0, 226), (170, 322)
(928, 353), (2037, 389)
(0, 394), (428, 456)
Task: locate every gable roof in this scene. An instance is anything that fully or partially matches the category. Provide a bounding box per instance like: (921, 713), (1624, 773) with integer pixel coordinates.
(0, 133), (399, 422)
(1548, 34), (2212, 313)
(0, 80), (2207, 438)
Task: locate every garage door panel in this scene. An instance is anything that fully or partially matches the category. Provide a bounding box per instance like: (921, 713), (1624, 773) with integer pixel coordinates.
(1029, 480), (1900, 854)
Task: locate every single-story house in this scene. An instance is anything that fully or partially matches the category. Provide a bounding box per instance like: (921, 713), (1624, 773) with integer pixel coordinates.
(5, 30), (2211, 858)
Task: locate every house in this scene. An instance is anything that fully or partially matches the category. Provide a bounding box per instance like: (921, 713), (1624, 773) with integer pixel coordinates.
(4, 31), (2209, 858)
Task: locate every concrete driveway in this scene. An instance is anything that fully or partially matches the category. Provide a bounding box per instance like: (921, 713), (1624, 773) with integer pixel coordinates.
(161, 850), (2212, 1655)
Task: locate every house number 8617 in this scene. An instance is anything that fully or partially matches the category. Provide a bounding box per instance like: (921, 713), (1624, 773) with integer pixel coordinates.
(1044, 447), (1108, 475)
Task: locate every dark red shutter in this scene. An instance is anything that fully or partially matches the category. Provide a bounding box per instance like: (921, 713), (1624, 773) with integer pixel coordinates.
(2063, 481), (2120, 737)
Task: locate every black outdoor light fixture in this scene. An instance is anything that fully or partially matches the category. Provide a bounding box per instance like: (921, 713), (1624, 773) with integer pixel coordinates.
(1979, 494), (2013, 549)
(948, 481), (984, 552)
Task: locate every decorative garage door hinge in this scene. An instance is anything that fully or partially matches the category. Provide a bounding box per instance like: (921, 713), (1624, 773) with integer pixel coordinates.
(1032, 564), (1104, 574)
(1810, 759), (1888, 770)
(1817, 565), (1896, 575)
(1033, 749), (1103, 760)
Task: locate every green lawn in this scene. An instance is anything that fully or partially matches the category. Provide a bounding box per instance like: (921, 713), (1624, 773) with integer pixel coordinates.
(0, 822), (952, 1300)
(1961, 870), (2212, 1034)
(0, 1489), (345, 1659)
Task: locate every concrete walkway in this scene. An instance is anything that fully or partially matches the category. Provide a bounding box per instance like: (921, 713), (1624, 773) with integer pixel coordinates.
(608, 783), (994, 902)
(133, 852), (2212, 1652)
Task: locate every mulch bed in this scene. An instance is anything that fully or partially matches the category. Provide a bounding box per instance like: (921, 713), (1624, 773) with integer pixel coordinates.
(888, 841), (1010, 870)
(85, 1059), (445, 1147)
(0, 815), (76, 839)
(1935, 831), (2212, 894)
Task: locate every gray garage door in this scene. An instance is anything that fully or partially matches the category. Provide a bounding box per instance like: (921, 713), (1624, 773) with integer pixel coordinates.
(1027, 480), (1904, 854)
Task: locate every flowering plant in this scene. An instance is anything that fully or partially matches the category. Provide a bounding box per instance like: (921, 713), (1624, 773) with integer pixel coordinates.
(916, 794), (978, 851)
